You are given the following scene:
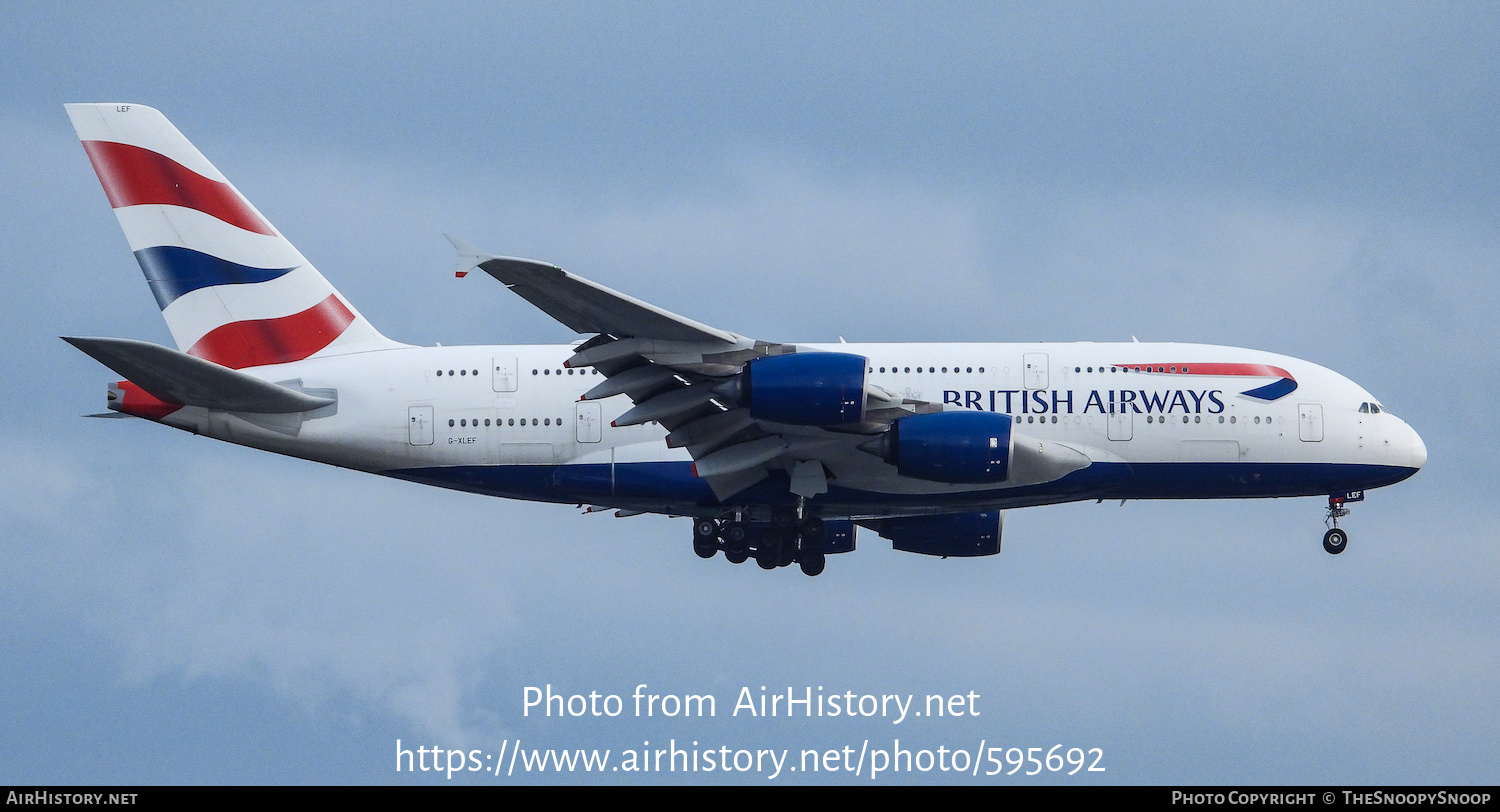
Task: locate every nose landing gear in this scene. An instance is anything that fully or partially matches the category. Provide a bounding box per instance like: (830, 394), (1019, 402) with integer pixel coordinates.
(1322, 526), (1348, 555)
(1322, 492), (1361, 555)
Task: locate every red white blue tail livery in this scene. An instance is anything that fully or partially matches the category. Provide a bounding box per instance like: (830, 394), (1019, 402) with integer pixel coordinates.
(66, 103), (401, 368)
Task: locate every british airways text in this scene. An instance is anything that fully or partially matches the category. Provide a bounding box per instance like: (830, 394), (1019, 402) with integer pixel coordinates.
(942, 389), (1227, 415)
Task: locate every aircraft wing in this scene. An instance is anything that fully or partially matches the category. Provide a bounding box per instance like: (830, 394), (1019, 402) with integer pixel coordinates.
(447, 235), (739, 344)
(453, 237), (945, 500)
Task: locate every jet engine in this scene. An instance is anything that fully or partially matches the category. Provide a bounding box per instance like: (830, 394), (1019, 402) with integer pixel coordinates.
(866, 510), (1003, 557)
(720, 352), (869, 425)
(860, 411), (1014, 483)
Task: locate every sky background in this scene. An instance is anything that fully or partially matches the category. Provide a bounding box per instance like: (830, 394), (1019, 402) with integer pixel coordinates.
(2, 1), (1497, 785)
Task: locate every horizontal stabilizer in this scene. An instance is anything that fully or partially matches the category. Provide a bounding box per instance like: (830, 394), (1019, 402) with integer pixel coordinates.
(62, 336), (335, 414)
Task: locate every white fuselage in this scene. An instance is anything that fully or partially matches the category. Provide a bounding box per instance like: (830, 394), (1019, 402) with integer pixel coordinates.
(138, 340), (1426, 518)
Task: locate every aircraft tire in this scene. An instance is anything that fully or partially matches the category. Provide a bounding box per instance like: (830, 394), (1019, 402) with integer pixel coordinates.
(756, 534), (781, 570)
(1322, 528), (1348, 555)
(727, 523), (748, 544)
(799, 551), (826, 577)
(694, 518), (718, 540)
(725, 547), (749, 565)
(693, 537), (718, 559)
(778, 533), (798, 567)
(799, 517), (825, 549)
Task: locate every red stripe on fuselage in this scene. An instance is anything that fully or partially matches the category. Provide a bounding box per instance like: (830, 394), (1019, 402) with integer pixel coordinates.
(80, 140), (276, 236)
(1117, 362), (1293, 379)
(186, 294), (356, 369)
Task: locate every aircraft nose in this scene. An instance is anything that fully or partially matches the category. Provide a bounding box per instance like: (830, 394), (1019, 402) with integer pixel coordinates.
(1407, 424), (1427, 471)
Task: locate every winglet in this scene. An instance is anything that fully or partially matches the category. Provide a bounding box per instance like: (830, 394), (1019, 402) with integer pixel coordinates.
(445, 233), (492, 278)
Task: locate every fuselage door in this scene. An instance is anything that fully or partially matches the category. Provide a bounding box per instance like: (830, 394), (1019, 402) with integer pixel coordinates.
(1298, 403), (1324, 442)
(1108, 411), (1133, 441)
(408, 405), (434, 446)
(492, 356), (518, 392)
(576, 401), (602, 443)
(1023, 352), (1049, 390)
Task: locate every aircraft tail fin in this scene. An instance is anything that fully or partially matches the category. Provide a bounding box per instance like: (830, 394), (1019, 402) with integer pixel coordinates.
(65, 103), (403, 368)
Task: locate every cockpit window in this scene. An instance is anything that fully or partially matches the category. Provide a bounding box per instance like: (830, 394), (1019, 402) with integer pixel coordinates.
(1371, 403), (1382, 414)
(1359, 403), (1369, 413)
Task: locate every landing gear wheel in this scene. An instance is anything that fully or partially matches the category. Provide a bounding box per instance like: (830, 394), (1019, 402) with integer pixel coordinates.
(778, 532), (798, 567)
(726, 523), (748, 544)
(799, 550), (826, 577)
(693, 518), (718, 540)
(725, 526), (749, 562)
(755, 533), (782, 570)
(799, 517), (825, 549)
(1323, 528), (1348, 555)
(693, 537), (718, 559)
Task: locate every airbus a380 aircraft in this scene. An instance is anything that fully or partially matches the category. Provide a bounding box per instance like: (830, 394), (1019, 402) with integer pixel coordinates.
(64, 103), (1425, 576)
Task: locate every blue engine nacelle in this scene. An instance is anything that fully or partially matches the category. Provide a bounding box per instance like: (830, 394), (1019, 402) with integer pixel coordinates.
(737, 352), (868, 425)
(867, 511), (1003, 557)
(866, 411), (1013, 483)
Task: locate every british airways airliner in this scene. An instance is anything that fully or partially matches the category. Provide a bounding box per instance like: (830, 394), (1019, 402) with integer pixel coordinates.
(63, 103), (1425, 576)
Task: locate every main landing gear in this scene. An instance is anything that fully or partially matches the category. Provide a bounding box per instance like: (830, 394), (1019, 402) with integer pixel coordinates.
(1322, 493), (1355, 555)
(692, 511), (830, 576)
